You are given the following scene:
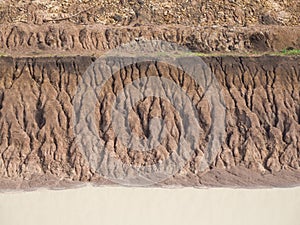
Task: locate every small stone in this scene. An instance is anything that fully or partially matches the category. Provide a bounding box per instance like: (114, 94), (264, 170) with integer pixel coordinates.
(112, 14), (122, 22)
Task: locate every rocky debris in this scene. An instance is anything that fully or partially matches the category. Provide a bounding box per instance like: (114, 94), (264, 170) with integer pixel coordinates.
(0, 55), (299, 190)
(0, 0), (299, 26)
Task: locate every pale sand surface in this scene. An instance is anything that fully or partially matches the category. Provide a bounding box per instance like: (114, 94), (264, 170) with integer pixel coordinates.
(0, 186), (299, 225)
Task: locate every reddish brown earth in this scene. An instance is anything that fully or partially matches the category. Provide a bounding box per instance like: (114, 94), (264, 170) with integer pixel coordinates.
(0, 0), (299, 57)
(0, 0), (299, 190)
(0, 23), (299, 57)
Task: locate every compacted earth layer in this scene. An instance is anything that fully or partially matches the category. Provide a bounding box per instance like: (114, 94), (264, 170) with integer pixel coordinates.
(0, 0), (299, 190)
(0, 55), (299, 189)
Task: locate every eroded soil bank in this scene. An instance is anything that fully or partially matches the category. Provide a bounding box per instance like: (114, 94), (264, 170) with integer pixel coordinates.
(0, 24), (299, 57)
(0, 55), (299, 190)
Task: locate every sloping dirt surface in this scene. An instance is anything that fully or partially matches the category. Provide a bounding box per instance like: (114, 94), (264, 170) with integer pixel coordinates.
(0, 55), (299, 190)
(0, 0), (299, 26)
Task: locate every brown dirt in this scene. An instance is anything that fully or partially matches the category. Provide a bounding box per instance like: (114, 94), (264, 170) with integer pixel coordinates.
(0, 23), (299, 57)
(0, 0), (299, 57)
(1, 0), (299, 26)
(0, 55), (299, 190)
(0, 1), (299, 190)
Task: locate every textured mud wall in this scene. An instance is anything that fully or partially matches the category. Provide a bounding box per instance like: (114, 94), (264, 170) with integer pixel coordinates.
(0, 24), (299, 56)
(0, 55), (299, 190)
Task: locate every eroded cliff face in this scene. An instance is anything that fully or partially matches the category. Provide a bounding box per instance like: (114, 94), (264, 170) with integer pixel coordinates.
(0, 55), (299, 190)
(0, 24), (299, 57)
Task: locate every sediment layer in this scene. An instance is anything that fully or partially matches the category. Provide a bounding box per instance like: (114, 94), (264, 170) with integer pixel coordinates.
(0, 24), (299, 56)
(0, 55), (299, 190)
(1, 0), (299, 26)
